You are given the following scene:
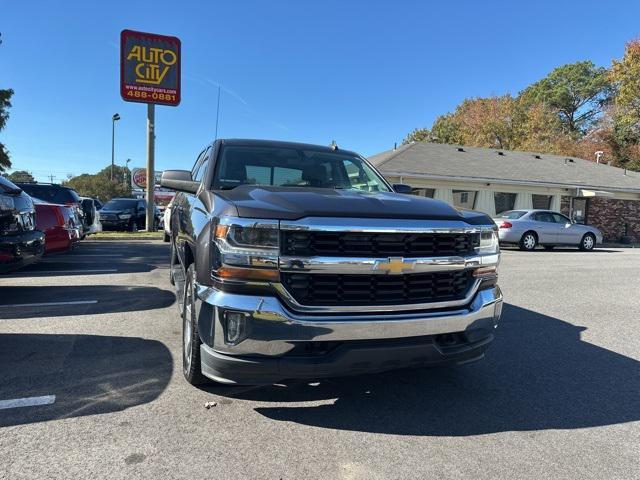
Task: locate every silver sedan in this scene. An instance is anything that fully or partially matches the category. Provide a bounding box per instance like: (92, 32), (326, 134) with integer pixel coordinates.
(493, 209), (603, 251)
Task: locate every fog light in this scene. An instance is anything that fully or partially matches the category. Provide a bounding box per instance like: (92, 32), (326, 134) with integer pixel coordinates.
(224, 310), (249, 345)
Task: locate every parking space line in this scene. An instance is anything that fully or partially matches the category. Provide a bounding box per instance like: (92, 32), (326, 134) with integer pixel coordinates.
(13, 269), (118, 275)
(0, 300), (98, 308)
(0, 395), (56, 410)
(54, 254), (126, 258)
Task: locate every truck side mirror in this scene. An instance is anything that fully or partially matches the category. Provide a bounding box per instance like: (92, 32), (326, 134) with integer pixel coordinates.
(161, 170), (199, 194)
(392, 183), (413, 194)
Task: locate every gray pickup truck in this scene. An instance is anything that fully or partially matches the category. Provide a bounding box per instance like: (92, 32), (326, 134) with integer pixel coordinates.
(162, 139), (503, 386)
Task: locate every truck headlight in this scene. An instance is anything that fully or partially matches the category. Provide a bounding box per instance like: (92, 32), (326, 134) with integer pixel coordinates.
(0, 196), (15, 212)
(476, 229), (499, 255)
(213, 217), (279, 282)
(119, 213), (132, 220)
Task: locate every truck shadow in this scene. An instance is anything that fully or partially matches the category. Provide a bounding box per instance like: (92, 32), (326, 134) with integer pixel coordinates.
(0, 334), (173, 428)
(217, 304), (640, 435)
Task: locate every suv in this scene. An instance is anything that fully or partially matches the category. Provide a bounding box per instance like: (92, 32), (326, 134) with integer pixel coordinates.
(163, 139), (502, 386)
(0, 177), (45, 272)
(99, 198), (158, 232)
(16, 183), (87, 235)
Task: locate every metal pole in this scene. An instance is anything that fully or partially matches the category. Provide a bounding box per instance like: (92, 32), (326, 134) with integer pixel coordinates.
(111, 119), (115, 181)
(146, 104), (155, 232)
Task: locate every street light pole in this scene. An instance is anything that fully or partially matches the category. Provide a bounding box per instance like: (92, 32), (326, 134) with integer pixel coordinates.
(124, 158), (131, 187)
(111, 113), (121, 181)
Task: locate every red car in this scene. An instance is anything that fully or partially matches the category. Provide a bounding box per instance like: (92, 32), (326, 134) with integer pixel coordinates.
(33, 198), (80, 254)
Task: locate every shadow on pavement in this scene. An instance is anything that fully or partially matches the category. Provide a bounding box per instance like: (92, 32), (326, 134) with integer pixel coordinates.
(210, 304), (639, 436)
(0, 334), (173, 427)
(0, 285), (176, 319)
(4, 241), (170, 277)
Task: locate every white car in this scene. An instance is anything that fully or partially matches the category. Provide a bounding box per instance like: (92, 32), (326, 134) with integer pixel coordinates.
(163, 201), (172, 242)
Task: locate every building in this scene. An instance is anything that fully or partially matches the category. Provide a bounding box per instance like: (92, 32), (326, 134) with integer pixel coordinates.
(369, 142), (640, 242)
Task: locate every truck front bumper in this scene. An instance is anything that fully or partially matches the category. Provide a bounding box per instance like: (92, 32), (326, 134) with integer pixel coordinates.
(195, 284), (503, 384)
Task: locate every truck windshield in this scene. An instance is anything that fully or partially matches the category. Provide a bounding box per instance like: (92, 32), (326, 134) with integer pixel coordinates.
(213, 146), (391, 192)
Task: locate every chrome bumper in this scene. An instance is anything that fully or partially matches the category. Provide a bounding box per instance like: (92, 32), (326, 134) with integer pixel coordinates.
(196, 284), (503, 357)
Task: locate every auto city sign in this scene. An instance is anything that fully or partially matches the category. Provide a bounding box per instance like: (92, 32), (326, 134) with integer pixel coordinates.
(120, 30), (181, 106)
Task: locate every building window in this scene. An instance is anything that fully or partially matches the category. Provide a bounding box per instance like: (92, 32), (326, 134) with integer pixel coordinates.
(453, 190), (476, 209)
(532, 194), (552, 210)
(494, 192), (517, 214)
(412, 188), (435, 198)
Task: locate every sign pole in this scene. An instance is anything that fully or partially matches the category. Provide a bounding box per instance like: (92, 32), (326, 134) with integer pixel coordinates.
(146, 103), (155, 231)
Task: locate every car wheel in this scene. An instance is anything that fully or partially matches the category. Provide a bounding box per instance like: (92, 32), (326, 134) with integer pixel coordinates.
(130, 221), (138, 233)
(519, 232), (538, 251)
(580, 233), (596, 251)
(182, 264), (207, 385)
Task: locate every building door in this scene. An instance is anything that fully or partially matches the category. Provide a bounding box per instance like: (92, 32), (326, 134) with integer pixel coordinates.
(571, 198), (588, 224)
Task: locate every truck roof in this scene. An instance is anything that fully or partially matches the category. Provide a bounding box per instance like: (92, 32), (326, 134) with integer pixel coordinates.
(218, 138), (360, 157)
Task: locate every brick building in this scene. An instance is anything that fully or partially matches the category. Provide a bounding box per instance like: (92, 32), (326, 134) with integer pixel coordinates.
(369, 142), (640, 242)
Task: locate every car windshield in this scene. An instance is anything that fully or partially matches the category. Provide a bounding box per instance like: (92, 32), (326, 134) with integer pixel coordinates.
(102, 199), (137, 210)
(497, 210), (527, 219)
(18, 184), (80, 204)
(212, 145), (391, 192)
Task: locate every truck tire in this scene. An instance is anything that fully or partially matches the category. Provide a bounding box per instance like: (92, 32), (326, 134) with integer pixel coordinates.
(519, 231), (537, 251)
(182, 264), (207, 385)
(580, 233), (596, 251)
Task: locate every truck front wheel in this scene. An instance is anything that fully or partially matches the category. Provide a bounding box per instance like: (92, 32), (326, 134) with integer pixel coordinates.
(182, 264), (207, 385)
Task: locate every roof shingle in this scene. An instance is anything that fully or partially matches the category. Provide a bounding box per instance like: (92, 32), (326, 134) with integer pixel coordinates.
(369, 142), (640, 193)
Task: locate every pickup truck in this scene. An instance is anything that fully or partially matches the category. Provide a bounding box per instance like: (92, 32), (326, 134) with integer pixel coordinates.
(162, 139), (503, 386)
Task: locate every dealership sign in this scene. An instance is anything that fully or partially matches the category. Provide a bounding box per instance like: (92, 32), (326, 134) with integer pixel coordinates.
(120, 29), (181, 106)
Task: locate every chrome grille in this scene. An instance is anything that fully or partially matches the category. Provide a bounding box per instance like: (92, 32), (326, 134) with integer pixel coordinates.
(281, 270), (473, 306)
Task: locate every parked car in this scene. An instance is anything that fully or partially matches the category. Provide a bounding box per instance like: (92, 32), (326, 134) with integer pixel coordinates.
(16, 182), (87, 236)
(32, 198), (80, 254)
(0, 176), (45, 272)
(99, 198), (158, 231)
(162, 139), (502, 386)
(162, 200), (173, 242)
(79, 197), (102, 235)
(494, 209), (603, 251)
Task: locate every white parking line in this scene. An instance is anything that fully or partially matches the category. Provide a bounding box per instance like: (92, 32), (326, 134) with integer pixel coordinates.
(13, 269), (118, 275)
(0, 395), (56, 410)
(52, 254), (125, 258)
(0, 300), (98, 309)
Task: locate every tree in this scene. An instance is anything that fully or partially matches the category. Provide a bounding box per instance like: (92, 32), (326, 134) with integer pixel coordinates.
(454, 95), (520, 150)
(519, 61), (611, 135)
(64, 165), (132, 202)
(0, 88), (13, 172)
(403, 127), (433, 144)
(430, 113), (462, 144)
(7, 170), (35, 183)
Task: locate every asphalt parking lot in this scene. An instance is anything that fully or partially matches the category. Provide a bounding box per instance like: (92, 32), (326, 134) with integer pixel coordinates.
(1, 241), (638, 480)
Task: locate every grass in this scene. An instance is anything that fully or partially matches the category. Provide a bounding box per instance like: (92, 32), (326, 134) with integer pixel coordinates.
(90, 230), (164, 240)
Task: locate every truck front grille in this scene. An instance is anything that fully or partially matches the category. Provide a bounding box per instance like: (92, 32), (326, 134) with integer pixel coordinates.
(281, 231), (478, 257)
(281, 270), (473, 306)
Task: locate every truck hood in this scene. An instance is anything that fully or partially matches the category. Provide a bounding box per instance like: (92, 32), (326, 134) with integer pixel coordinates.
(215, 186), (492, 225)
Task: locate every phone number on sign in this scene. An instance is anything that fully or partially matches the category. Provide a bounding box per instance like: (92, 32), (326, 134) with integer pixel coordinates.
(126, 90), (177, 102)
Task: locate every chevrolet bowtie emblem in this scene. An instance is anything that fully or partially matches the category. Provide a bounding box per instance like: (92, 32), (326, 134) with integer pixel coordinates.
(373, 257), (416, 274)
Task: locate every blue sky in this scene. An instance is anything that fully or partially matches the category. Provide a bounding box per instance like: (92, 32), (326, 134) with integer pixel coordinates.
(2, 0), (640, 181)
